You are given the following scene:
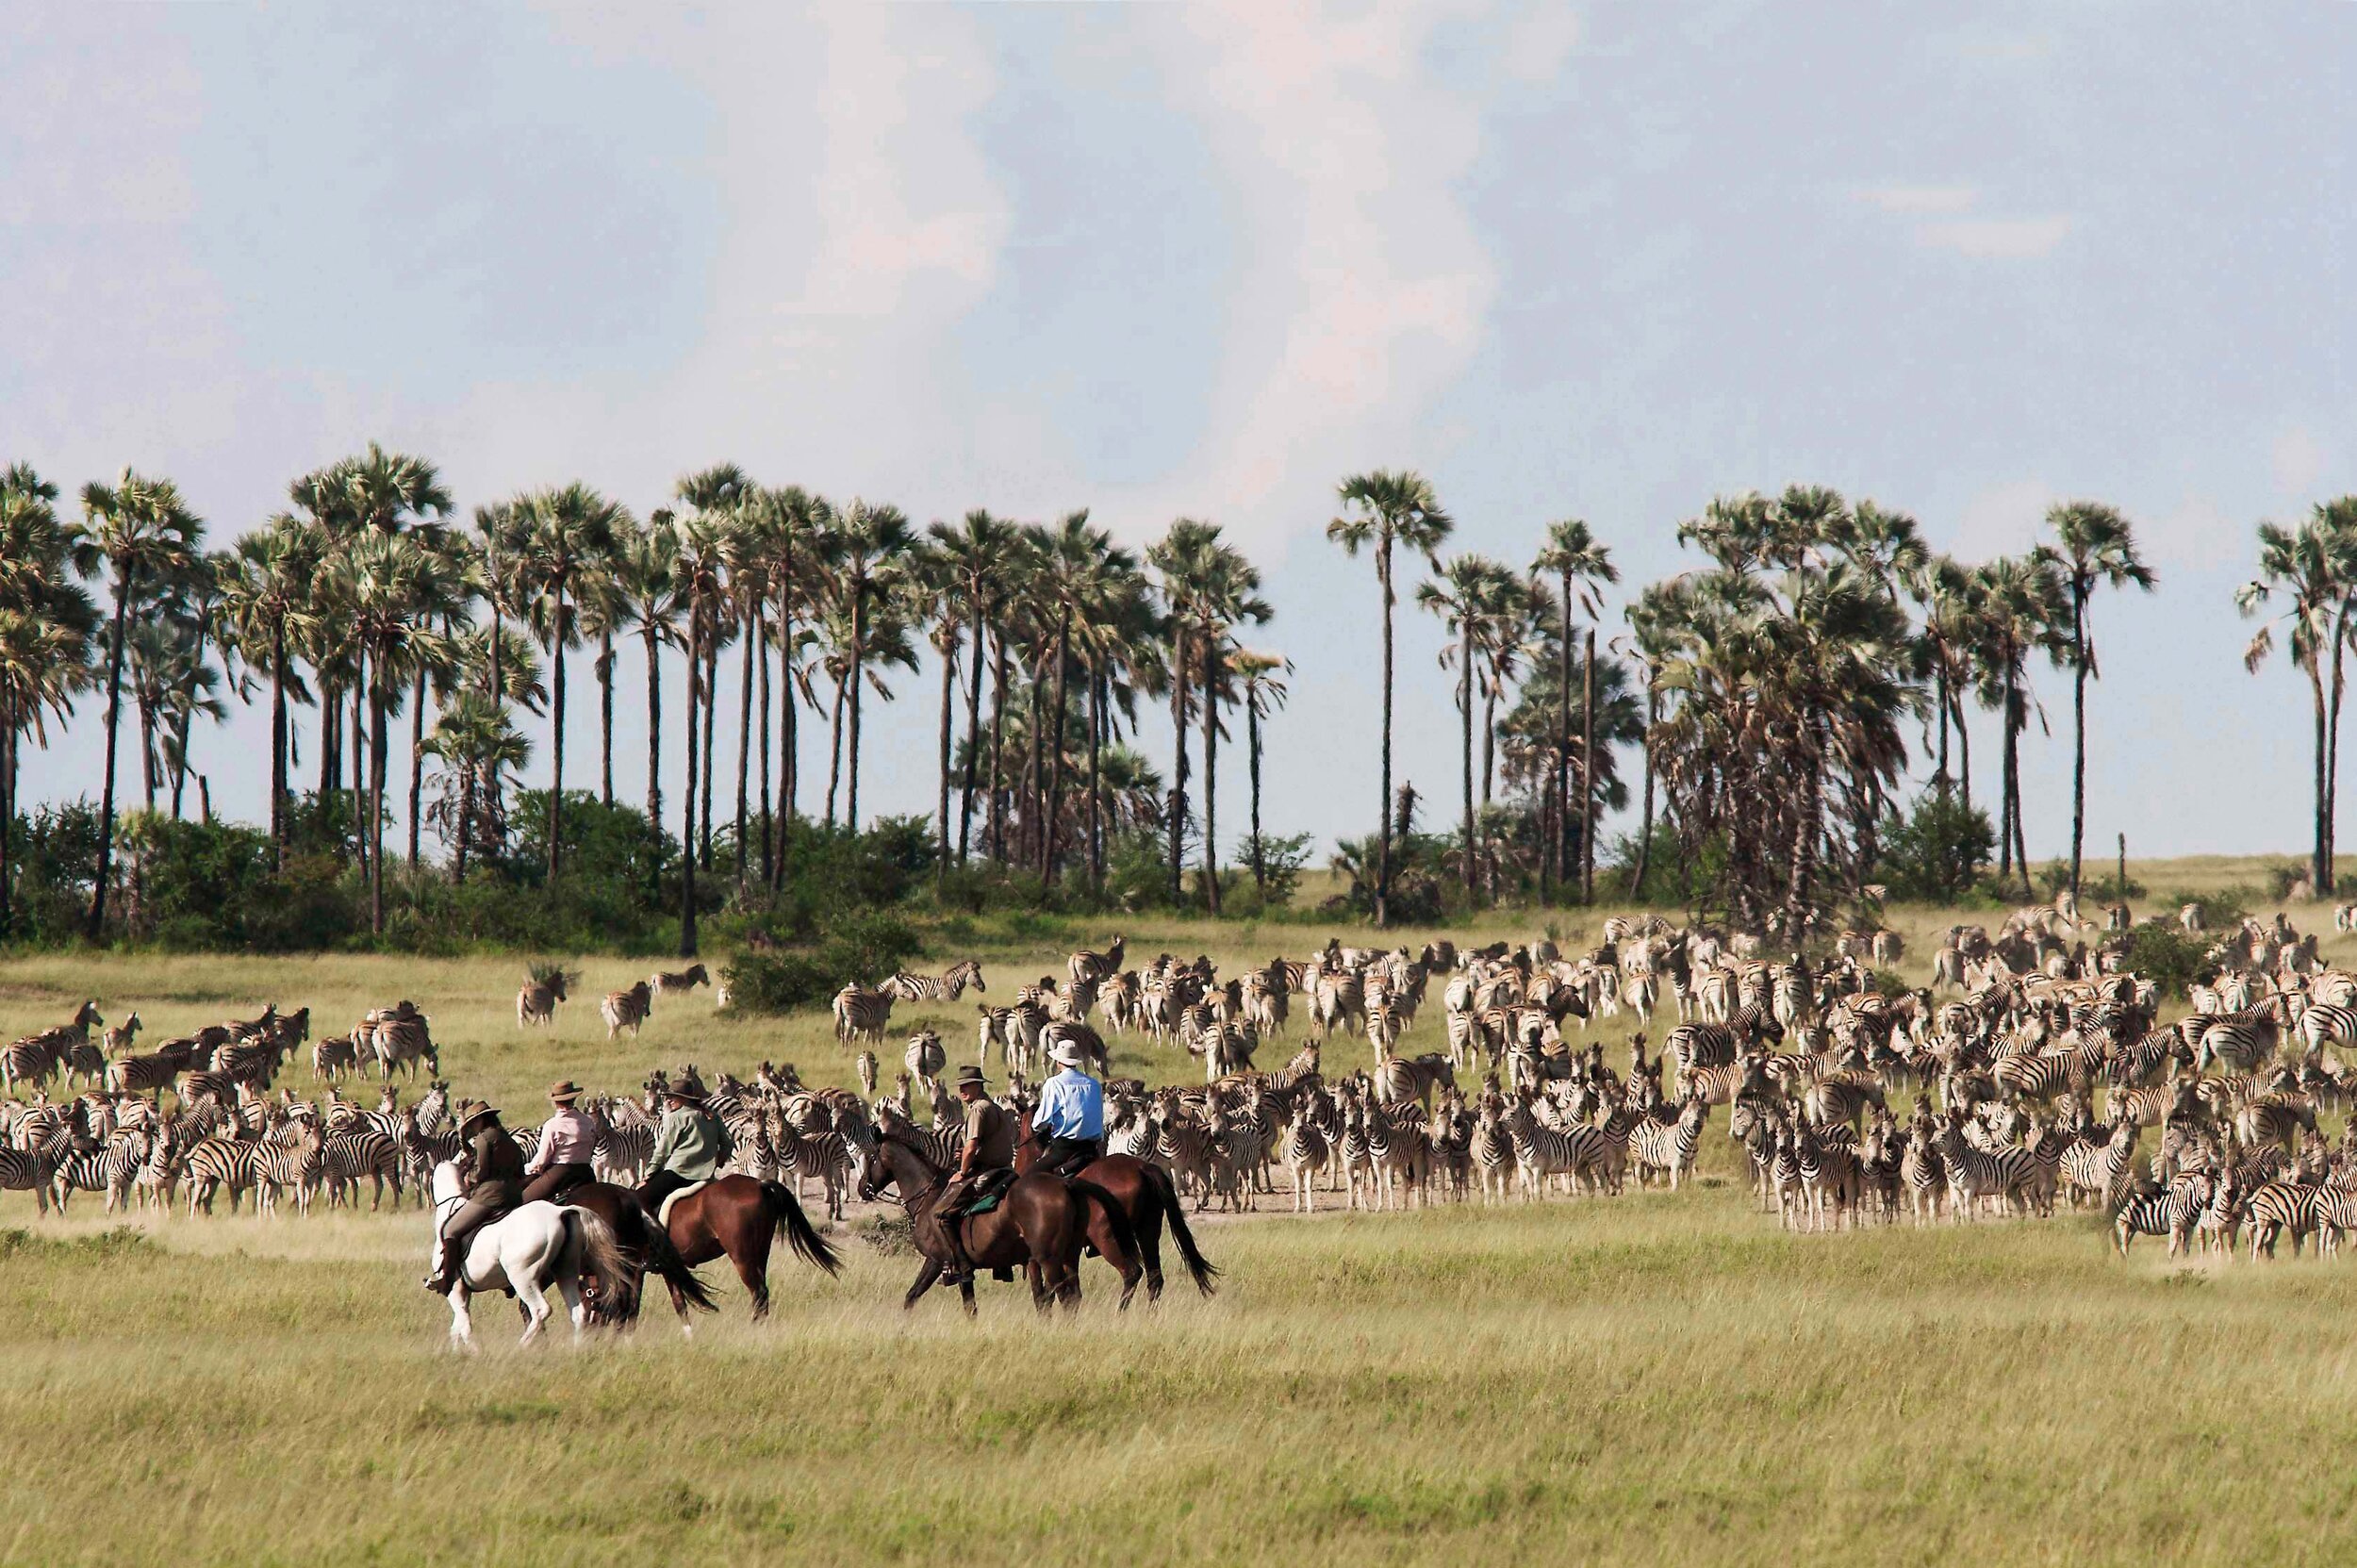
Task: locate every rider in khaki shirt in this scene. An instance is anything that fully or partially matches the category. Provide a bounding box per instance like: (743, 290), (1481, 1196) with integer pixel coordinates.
(924, 1065), (1013, 1284)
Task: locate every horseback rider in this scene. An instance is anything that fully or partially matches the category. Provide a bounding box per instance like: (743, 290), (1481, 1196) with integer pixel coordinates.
(424, 1100), (525, 1295)
(919, 1064), (1015, 1286)
(520, 1080), (598, 1203)
(1032, 1040), (1105, 1176)
(637, 1085), (733, 1218)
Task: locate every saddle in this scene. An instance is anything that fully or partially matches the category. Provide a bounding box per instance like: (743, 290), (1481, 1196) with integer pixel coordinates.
(657, 1180), (711, 1228)
(948, 1167), (1016, 1218)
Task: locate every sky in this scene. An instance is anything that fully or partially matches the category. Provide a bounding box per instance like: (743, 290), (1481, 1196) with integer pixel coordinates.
(5, 2), (2354, 866)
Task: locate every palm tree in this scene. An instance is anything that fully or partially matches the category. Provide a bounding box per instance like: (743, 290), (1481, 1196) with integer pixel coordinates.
(1146, 520), (1267, 911)
(1328, 470), (1453, 925)
(616, 517), (684, 834)
(73, 470), (203, 940)
(1231, 648), (1292, 895)
(421, 691), (530, 882)
(340, 530), (453, 931)
(1972, 553), (2069, 896)
(2239, 510), (2349, 893)
(1420, 553), (1515, 897)
(668, 506), (733, 955)
(217, 517), (324, 860)
(929, 510), (1020, 866)
(1531, 520), (1618, 901)
(518, 483), (624, 883)
(0, 464), (96, 936)
(2041, 502), (2154, 897)
(827, 499), (914, 833)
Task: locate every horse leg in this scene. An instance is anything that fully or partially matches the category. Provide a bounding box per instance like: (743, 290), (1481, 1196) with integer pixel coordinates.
(904, 1257), (943, 1311)
(1027, 1259), (1052, 1315)
(731, 1213), (776, 1320)
(447, 1283), (478, 1354)
(555, 1271), (587, 1343)
(515, 1274), (552, 1346)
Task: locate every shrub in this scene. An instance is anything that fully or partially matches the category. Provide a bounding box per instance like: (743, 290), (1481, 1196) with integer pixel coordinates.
(1880, 794), (1995, 904)
(720, 911), (923, 1015)
(2117, 922), (2214, 999)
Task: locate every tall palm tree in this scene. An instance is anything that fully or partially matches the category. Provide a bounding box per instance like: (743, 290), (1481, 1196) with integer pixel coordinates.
(1420, 553), (1516, 898)
(73, 470), (203, 940)
(1328, 470), (1453, 925)
(421, 692), (530, 883)
(2041, 501), (2153, 897)
(617, 516), (684, 834)
(668, 506), (733, 955)
(1972, 553), (2069, 896)
(0, 464), (96, 935)
(340, 530), (453, 931)
(519, 483), (624, 883)
(217, 517), (324, 860)
(901, 535), (962, 880)
(1232, 647), (1292, 895)
(827, 499), (914, 833)
(929, 510), (1020, 865)
(2239, 510), (2349, 893)
(1149, 519), (1267, 910)
(1531, 520), (1618, 901)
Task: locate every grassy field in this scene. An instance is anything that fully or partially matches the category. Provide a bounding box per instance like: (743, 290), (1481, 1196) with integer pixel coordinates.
(1, 860), (2353, 1566)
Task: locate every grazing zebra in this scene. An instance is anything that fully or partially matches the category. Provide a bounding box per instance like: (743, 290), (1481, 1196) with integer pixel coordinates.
(832, 984), (894, 1047)
(517, 972), (569, 1028)
(369, 1005), (437, 1080)
(601, 982), (653, 1041)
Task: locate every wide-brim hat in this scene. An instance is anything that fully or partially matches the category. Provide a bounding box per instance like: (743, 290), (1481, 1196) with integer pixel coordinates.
(662, 1086), (706, 1106)
(456, 1100), (501, 1132)
(549, 1081), (584, 1103)
(1048, 1041), (1088, 1069)
(955, 1065), (989, 1090)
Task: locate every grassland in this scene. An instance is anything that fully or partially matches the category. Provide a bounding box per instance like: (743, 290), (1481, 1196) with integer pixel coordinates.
(0, 858), (2352, 1567)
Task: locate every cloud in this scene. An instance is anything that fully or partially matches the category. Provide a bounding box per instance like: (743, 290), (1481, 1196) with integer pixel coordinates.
(1501, 4), (1583, 84)
(1915, 214), (2071, 259)
(2273, 427), (2326, 497)
(1854, 184), (1978, 215)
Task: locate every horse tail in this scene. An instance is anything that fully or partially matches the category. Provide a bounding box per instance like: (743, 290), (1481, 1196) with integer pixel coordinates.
(760, 1181), (844, 1277)
(1068, 1177), (1144, 1276)
(1140, 1162), (1220, 1296)
(637, 1201), (720, 1314)
(564, 1208), (636, 1320)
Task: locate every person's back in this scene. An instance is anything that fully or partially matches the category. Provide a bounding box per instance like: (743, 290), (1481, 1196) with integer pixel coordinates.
(1033, 1045), (1105, 1173)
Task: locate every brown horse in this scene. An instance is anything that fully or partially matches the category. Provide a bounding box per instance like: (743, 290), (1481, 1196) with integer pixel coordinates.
(628, 1174), (842, 1316)
(858, 1128), (1143, 1314)
(1015, 1125), (1218, 1302)
(557, 1181), (722, 1330)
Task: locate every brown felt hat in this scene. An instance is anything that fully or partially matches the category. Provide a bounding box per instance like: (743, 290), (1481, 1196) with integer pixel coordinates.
(955, 1065), (988, 1090)
(549, 1081), (584, 1103)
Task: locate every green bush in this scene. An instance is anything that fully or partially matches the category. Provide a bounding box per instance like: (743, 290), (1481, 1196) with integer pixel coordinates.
(2117, 921), (2214, 999)
(1880, 793), (1995, 903)
(720, 911), (923, 1015)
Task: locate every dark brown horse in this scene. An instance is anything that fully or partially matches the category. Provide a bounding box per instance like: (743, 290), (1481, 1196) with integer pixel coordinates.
(557, 1181), (722, 1330)
(600, 1175), (841, 1317)
(859, 1128), (1142, 1314)
(1015, 1125), (1217, 1301)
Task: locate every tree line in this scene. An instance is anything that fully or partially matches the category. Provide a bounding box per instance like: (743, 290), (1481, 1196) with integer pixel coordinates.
(13, 446), (2347, 949)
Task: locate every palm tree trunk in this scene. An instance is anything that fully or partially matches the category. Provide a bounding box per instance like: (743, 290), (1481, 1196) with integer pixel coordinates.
(2328, 605), (2349, 892)
(1555, 579), (1573, 902)
(1169, 631), (1190, 905)
(1631, 684), (1657, 900)
(1376, 538), (1394, 928)
(643, 625), (664, 831)
(1043, 616), (1070, 883)
(936, 619), (957, 883)
(2069, 588), (2087, 898)
(1953, 685), (1973, 825)
(408, 665), (427, 867)
(599, 630), (616, 809)
(1247, 691), (1266, 894)
(959, 597), (987, 863)
(352, 670), (368, 869)
(824, 675), (847, 828)
(1459, 622), (1475, 899)
(87, 582), (131, 942)
(699, 638), (717, 867)
(1024, 661), (1045, 868)
(681, 614), (701, 958)
(549, 585), (567, 883)
(756, 602), (772, 883)
(320, 681), (338, 804)
(270, 627), (288, 867)
(987, 628), (1010, 861)
(1581, 628), (1598, 903)
(848, 593), (866, 834)
(1088, 669), (1105, 894)
(2312, 660), (2331, 894)
(1200, 631), (1221, 914)
(453, 766), (473, 884)
(775, 569), (797, 880)
(1935, 668), (1952, 792)
(371, 672), (388, 933)
(735, 606), (754, 883)
(1, 723), (15, 937)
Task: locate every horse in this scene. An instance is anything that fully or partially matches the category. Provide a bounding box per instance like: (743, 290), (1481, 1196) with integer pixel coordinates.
(426, 1162), (629, 1351)
(1014, 1122), (1218, 1303)
(858, 1126), (1143, 1315)
(555, 1180), (723, 1332)
(638, 1173), (842, 1317)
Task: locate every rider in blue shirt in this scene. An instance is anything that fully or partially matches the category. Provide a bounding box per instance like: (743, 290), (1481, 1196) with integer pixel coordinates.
(1032, 1040), (1105, 1176)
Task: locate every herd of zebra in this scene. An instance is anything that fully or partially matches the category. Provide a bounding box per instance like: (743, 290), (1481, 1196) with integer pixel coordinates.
(16, 897), (2357, 1264)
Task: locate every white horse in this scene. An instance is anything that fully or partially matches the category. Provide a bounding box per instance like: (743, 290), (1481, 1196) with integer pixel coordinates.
(427, 1162), (626, 1351)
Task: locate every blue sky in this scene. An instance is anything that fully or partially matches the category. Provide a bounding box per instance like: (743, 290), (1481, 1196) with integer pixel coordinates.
(6, 3), (2354, 862)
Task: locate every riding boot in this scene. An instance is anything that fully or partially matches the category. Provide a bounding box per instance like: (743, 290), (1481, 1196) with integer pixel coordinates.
(945, 1217), (977, 1287)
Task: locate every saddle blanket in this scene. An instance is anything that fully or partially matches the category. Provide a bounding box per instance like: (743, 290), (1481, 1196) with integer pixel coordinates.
(657, 1180), (711, 1228)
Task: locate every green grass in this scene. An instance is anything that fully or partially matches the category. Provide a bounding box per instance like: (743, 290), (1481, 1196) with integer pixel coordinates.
(2, 864), (2354, 1566)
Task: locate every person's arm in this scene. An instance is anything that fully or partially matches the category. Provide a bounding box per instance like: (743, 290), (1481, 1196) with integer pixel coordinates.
(959, 1102), (984, 1175)
(523, 1119), (550, 1174)
(649, 1114), (678, 1173)
(1031, 1081), (1059, 1131)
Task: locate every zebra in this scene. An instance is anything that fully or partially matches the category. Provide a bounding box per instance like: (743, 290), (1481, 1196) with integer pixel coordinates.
(1629, 1095), (1708, 1191)
(649, 963), (711, 999)
(312, 1032), (361, 1081)
(832, 984), (894, 1047)
(1278, 1111), (1329, 1213)
(2244, 1180), (2322, 1261)
(1931, 1114), (2036, 1220)
(2058, 1124), (2140, 1210)
(1068, 936), (1127, 986)
(182, 1132), (260, 1217)
(602, 982), (654, 1041)
(0, 1147), (57, 1214)
(251, 1124), (326, 1217)
(369, 1005), (437, 1080)
(770, 1118), (855, 1221)
(321, 1129), (404, 1210)
(883, 960), (986, 1003)
(517, 972), (569, 1028)
(903, 1031), (946, 1092)
(48, 1133), (146, 1213)
(2113, 1173), (2212, 1258)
